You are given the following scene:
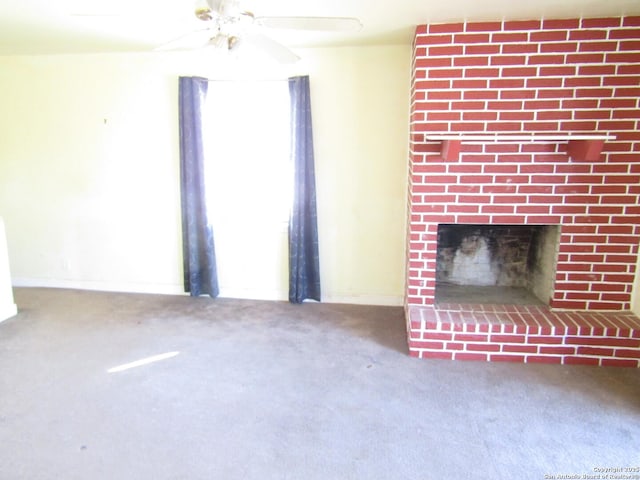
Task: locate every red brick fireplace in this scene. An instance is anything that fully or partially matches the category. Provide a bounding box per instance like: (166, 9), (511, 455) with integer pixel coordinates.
(405, 16), (640, 366)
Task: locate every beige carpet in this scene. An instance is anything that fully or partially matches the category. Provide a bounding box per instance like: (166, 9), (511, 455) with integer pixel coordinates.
(0, 287), (638, 479)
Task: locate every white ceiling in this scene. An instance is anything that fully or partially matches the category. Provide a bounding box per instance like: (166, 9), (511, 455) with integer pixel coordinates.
(1, 0), (640, 55)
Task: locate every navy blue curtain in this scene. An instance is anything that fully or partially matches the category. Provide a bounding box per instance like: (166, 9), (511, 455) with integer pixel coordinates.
(179, 76), (219, 298)
(288, 76), (321, 303)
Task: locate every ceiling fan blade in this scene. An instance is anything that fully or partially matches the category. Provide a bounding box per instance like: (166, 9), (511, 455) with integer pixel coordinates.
(255, 16), (362, 32)
(243, 33), (301, 64)
(154, 29), (213, 51)
(70, 13), (122, 17)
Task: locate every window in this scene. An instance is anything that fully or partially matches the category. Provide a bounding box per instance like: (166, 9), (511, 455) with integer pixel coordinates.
(204, 80), (291, 228)
(203, 80), (292, 300)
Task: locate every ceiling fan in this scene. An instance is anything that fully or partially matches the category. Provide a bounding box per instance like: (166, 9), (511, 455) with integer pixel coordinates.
(156, 0), (363, 63)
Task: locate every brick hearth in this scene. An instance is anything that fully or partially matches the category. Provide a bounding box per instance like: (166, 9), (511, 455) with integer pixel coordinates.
(408, 304), (640, 367)
(405, 16), (640, 365)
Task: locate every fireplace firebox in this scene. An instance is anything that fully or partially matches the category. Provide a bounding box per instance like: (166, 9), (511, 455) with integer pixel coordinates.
(435, 224), (560, 306)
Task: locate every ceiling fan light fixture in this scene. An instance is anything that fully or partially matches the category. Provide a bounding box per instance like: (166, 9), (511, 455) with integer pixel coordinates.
(209, 33), (229, 49)
(194, 0), (214, 21)
(162, 0), (362, 63)
(228, 35), (242, 51)
(195, 8), (213, 21)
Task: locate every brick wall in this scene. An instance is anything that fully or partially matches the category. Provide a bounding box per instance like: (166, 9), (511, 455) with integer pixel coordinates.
(407, 16), (640, 311)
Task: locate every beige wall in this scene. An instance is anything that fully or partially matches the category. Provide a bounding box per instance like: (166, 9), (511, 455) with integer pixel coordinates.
(0, 45), (411, 305)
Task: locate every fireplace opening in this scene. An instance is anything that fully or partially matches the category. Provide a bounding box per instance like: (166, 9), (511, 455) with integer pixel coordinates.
(435, 224), (560, 306)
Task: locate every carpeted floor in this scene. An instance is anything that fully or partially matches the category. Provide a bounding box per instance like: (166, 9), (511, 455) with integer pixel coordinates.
(0, 287), (638, 479)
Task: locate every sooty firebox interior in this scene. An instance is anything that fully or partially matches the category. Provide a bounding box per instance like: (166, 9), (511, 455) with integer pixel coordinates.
(435, 224), (560, 306)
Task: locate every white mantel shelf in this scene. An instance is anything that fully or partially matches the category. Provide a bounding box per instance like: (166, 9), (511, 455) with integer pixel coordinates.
(424, 134), (616, 161)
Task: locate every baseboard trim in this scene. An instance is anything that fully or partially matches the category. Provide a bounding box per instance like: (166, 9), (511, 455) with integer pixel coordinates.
(11, 278), (404, 306)
(217, 288), (288, 302)
(12, 277), (185, 296)
(321, 295), (404, 307)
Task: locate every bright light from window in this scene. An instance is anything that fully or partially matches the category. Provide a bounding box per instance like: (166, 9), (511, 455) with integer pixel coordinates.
(203, 80), (291, 228)
(107, 351), (180, 373)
